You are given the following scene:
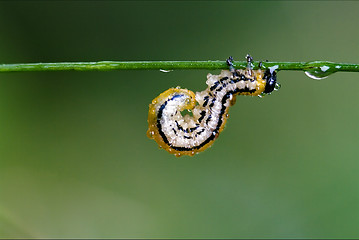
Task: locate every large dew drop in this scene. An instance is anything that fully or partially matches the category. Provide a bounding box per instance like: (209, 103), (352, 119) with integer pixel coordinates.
(304, 62), (337, 80)
(304, 69), (332, 80)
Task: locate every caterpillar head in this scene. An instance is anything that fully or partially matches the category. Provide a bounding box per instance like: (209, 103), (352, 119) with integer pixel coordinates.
(263, 68), (278, 94)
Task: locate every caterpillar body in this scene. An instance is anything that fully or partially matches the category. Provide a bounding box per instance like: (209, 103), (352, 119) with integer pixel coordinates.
(147, 56), (278, 157)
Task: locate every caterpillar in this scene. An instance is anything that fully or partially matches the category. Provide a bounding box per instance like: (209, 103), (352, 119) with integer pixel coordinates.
(147, 55), (279, 157)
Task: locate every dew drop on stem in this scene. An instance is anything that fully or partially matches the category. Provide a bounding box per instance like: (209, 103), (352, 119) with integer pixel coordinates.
(304, 62), (337, 80)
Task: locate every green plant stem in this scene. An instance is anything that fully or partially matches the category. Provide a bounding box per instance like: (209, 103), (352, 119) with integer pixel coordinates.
(0, 60), (357, 72)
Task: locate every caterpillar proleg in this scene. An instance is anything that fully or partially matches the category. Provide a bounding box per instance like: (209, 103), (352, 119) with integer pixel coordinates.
(147, 55), (278, 157)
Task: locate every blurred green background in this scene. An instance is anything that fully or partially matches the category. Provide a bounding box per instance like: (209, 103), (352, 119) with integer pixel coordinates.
(0, 1), (359, 238)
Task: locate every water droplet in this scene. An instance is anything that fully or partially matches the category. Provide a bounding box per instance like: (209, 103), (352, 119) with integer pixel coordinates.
(258, 93), (265, 98)
(304, 70), (333, 80)
(274, 82), (281, 91)
(160, 69), (173, 73)
(304, 62), (337, 80)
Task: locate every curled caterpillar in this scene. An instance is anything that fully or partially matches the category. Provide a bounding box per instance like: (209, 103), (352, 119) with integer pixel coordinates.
(147, 55), (279, 157)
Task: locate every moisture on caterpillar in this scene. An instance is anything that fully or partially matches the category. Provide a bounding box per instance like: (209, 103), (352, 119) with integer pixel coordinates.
(147, 55), (279, 157)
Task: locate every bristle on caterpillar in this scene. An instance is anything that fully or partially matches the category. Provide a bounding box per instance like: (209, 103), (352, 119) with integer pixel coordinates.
(147, 56), (278, 157)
